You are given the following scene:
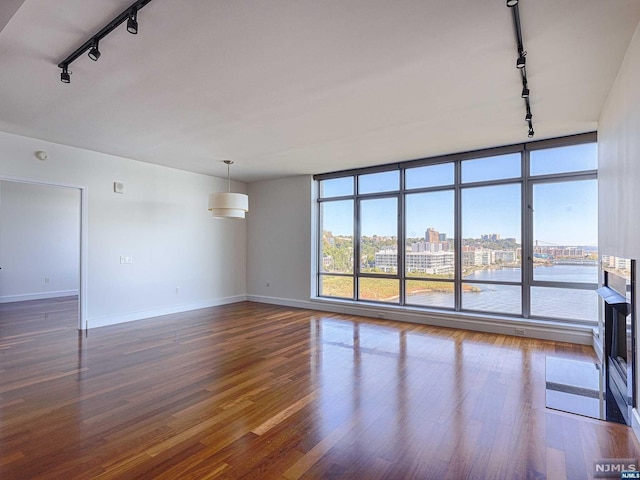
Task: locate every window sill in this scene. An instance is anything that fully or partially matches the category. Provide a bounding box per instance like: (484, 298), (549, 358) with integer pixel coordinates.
(308, 295), (596, 345)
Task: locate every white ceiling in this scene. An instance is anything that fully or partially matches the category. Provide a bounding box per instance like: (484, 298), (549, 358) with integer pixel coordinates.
(0, 1), (639, 182)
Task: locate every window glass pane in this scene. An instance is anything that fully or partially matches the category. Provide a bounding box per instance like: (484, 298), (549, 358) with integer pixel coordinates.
(530, 143), (597, 176)
(461, 153), (520, 183)
(405, 280), (454, 308)
(531, 287), (598, 323)
(360, 197), (398, 274)
(358, 171), (399, 194)
(320, 200), (353, 273)
(405, 190), (455, 279)
(462, 283), (521, 315)
(463, 266), (521, 283)
(533, 264), (598, 284)
(462, 184), (521, 284)
(532, 179), (597, 282)
(319, 275), (353, 299)
(359, 277), (399, 303)
(319, 177), (353, 198)
(405, 163), (454, 189)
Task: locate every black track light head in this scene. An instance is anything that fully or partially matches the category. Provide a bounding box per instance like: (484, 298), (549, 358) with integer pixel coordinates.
(506, 0), (519, 6)
(57, 1), (153, 84)
(88, 39), (101, 61)
(127, 9), (138, 34)
(516, 53), (526, 69)
(60, 65), (71, 83)
(521, 86), (530, 98)
(528, 127), (535, 138)
(525, 112), (532, 122)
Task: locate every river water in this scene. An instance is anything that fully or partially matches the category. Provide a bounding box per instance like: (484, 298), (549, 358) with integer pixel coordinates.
(406, 264), (598, 323)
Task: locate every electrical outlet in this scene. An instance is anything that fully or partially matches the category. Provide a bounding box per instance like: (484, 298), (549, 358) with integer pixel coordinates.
(175, 287), (181, 294)
(44, 277), (50, 284)
(377, 312), (385, 319)
(120, 256), (133, 264)
(514, 328), (526, 336)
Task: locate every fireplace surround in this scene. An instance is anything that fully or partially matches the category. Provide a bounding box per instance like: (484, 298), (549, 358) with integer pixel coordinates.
(597, 255), (636, 425)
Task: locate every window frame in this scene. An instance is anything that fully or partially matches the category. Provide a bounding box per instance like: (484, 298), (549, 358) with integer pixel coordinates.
(315, 132), (598, 325)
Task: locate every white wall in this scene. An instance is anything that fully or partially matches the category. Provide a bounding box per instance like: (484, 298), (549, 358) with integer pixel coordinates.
(599, 25), (640, 258)
(0, 131), (247, 328)
(598, 21), (640, 436)
(246, 175), (313, 302)
(0, 181), (80, 302)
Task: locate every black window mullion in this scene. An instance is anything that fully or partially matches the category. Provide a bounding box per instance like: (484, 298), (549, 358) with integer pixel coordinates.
(454, 160), (462, 311)
(353, 176), (359, 300)
(522, 148), (531, 318)
(399, 171), (406, 305)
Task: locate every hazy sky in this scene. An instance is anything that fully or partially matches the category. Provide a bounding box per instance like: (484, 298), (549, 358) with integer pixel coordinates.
(321, 143), (598, 246)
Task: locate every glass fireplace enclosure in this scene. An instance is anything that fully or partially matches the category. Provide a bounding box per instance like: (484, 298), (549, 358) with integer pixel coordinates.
(597, 255), (636, 425)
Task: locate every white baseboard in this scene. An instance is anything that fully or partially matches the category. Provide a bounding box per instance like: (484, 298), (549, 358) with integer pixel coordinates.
(246, 294), (594, 345)
(0, 290), (79, 303)
(87, 295), (247, 329)
(246, 294), (312, 310)
(632, 408), (640, 444)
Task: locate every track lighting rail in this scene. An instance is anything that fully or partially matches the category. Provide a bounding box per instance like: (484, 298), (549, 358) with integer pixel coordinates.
(57, 0), (153, 83)
(507, 0), (534, 138)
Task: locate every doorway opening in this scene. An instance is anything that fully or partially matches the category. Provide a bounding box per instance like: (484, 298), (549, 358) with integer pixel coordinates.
(0, 179), (86, 330)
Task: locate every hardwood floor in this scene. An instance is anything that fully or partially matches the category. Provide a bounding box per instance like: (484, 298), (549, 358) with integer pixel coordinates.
(1, 298), (638, 479)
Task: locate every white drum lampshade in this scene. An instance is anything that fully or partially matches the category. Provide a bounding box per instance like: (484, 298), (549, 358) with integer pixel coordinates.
(208, 160), (248, 219)
(208, 192), (248, 219)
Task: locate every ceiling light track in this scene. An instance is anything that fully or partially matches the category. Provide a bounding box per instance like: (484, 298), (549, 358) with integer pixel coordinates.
(507, 0), (534, 138)
(57, 0), (153, 84)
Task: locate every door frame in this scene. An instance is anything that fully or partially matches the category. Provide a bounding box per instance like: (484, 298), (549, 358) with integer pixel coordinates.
(0, 176), (87, 330)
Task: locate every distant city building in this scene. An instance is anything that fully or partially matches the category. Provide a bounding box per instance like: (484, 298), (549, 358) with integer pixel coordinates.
(481, 233), (501, 241)
(411, 241), (443, 253)
(603, 255), (632, 271)
(406, 251), (454, 274)
(425, 228), (440, 243)
(533, 246), (586, 258)
(375, 249), (454, 274)
(463, 250), (494, 266)
(374, 249), (398, 273)
(411, 242), (427, 252)
(494, 250), (518, 263)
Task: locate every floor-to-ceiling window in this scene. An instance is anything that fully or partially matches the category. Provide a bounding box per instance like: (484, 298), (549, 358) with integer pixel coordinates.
(316, 133), (598, 325)
(528, 142), (599, 322)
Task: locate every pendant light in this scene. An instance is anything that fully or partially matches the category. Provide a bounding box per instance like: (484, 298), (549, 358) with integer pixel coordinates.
(208, 160), (249, 219)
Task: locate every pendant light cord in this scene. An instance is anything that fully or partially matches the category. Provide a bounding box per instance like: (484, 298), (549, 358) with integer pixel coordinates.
(224, 160), (234, 193)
